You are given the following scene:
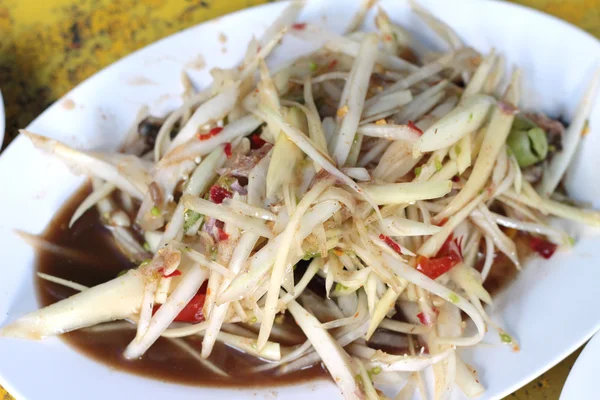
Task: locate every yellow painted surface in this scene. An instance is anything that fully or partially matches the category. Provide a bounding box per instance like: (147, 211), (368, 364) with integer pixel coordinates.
(1, 0), (599, 398)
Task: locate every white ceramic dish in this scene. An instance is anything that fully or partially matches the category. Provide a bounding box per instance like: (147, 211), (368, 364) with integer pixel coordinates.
(559, 331), (600, 400)
(1, 1), (600, 399)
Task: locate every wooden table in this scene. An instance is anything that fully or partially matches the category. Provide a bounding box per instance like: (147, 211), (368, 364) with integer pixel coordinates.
(1, 0), (598, 398)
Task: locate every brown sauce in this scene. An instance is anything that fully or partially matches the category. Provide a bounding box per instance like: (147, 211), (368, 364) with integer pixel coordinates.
(36, 184), (327, 387)
(480, 232), (533, 297)
(36, 184), (534, 387)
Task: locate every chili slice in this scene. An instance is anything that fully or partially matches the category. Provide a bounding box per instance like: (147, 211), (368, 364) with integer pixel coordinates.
(224, 143), (232, 158)
(416, 312), (430, 325)
(408, 121), (424, 136)
(158, 268), (182, 278)
(379, 234), (403, 255)
(436, 217), (449, 227)
(217, 227), (230, 241)
(529, 236), (557, 259)
(417, 306), (440, 325)
(250, 133), (266, 149)
(209, 185), (233, 204)
(197, 127), (223, 141)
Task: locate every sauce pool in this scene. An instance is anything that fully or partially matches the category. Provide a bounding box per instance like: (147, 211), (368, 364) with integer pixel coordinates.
(36, 184), (328, 387)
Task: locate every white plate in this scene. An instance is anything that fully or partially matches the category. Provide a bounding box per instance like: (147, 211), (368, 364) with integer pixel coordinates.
(560, 331), (600, 400)
(1, 1), (600, 399)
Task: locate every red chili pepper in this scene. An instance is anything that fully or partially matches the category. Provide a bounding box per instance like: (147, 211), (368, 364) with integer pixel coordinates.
(197, 127), (223, 141)
(250, 133), (266, 149)
(529, 236), (557, 259)
(416, 312), (430, 325)
(209, 185), (232, 204)
(217, 227), (229, 241)
(379, 234), (403, 255)
(436, 217), (449, 227)
(451, 175), (460, 183)
(292, 23), (307, 30)
(224, 143), (232, 158)
(417, 307), (440, 325)
(158, 268), (182, 278)
(153, 293), (206, 323)
(408, 121), (424, 136)
(328, 59), (338, 69)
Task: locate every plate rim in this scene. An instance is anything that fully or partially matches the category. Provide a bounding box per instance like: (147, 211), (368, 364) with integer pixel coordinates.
(1, 1), (600, 400)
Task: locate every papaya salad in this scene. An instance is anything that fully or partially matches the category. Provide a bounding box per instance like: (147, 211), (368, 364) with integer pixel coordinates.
(3, 1), (600, 399)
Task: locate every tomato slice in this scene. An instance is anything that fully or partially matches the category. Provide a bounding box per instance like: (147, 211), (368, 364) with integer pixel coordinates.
(416, 255), (458, 280)
(437, 234), (463, 260)
(415, 234), (464, 279)
(174, 294), (206, 323)
(153, 293), (206, 323)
